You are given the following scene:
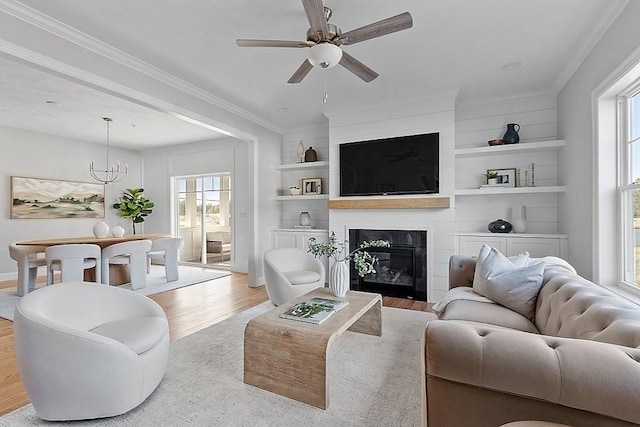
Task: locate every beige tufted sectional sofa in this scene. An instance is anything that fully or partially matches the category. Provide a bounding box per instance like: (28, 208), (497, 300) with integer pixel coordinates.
(422, 255), (640, 427)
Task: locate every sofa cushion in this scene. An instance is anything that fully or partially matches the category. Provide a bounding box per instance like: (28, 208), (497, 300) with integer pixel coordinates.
(473, 245), (529, 296)
(90, 316), (169, 354)
(439, 299), (539, 333)
(283, 270), (321, 285)
(482, 261), (545, 321)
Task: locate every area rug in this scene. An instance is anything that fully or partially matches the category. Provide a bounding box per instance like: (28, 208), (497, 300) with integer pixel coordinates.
(0, 303), (435, 426)
(0, 265), (229, 321)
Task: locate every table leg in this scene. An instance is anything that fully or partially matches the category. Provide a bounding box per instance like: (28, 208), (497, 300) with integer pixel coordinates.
(244, 321), (330, 409)
(348, 298), (382, 336)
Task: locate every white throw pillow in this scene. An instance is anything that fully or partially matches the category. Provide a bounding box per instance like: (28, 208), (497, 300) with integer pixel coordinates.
(472, 245), (529, 296)
(482, 261), (545, 320)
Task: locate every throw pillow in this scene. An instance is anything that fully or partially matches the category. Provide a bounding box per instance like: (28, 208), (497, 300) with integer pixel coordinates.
(472, 245), (529, 296)
(482, 261), (545, 320)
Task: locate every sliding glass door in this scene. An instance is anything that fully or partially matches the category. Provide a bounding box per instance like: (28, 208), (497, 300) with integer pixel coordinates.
(176, 174), (231, 268)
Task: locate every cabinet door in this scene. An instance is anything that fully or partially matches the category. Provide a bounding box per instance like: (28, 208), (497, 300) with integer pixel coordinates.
(506, 238), (560, 258)
(457, 235), (506, 257)
(272, 232), (298, 249)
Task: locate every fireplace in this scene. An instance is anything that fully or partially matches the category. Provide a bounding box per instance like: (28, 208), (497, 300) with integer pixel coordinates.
(348, 229), (427, 301)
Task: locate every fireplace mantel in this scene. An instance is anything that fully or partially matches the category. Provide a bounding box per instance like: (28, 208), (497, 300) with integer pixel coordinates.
(327, 196), (450, 210)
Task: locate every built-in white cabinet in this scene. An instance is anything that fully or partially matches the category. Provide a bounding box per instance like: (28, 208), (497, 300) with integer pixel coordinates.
(271, 229), (329, 273)
(456, 233), (568, 258)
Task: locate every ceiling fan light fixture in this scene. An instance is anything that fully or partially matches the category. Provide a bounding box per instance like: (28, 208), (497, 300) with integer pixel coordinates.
(307, 43), (342, 69)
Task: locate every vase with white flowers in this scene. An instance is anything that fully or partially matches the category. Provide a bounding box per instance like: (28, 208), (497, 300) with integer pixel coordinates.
(308, 231), (390, 297)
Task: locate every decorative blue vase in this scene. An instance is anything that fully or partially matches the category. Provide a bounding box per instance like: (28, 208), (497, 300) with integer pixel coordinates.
(503, 123), (520, 144)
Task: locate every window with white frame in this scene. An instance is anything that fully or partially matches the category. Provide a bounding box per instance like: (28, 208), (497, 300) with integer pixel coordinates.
(620, 86), (640, 287)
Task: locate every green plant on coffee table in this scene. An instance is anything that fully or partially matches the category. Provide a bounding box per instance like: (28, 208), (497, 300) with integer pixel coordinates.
(112, 188), (154, 234)
(308, 231), (390, 277)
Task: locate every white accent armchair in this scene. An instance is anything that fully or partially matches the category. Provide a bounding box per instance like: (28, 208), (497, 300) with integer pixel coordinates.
(262, 248), (325, 306)
(13, 282), (170, 421)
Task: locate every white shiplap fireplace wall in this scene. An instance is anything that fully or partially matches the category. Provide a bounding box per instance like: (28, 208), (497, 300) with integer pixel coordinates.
(326, 93), (457, 302)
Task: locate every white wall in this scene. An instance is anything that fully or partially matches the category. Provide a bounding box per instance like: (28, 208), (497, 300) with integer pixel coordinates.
(140, 137), (252, 273)
(455, 94), (560, 234)
(558, 0), (640, 282)
(280, 123), (330, 230)
(327, 93), (456, 302)
(0, 125), (142, 279)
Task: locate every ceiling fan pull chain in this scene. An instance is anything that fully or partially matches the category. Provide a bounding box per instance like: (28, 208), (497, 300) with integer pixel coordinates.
(323, 72), (329, 104)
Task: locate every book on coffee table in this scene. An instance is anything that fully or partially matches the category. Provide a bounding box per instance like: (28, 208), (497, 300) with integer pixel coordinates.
(280, 297), (349, 324)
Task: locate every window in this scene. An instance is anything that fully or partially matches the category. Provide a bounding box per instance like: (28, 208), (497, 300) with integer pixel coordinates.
(619, 87), (640, 286)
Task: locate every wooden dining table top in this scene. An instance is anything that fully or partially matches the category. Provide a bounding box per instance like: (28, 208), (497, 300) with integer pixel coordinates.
(16, 233), (169, 248)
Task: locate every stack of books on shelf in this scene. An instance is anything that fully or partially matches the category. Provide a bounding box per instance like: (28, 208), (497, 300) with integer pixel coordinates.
(280, 297), (349, 324)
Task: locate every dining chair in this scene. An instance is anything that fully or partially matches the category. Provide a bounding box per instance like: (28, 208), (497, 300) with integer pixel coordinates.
(147, 237), (184, 282)
(45, 244), (102, 285)
(101, 240), (152, 289)
(9, 243), (47, 296)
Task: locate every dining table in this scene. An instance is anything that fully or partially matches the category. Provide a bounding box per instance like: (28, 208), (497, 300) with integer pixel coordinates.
(17, 233), (169, 284)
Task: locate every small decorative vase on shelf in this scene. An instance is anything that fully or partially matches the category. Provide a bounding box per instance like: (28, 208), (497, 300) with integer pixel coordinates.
(111, 225), (125, 238)
(304, 146), (317, 162)
(512, 205), (527, 233)
(92, 221), (110, 238)
(329, 260), (349, 297)
(502, 123), (520, 144)
(297, 141), (305, 163)
(299, 211), (311, 227)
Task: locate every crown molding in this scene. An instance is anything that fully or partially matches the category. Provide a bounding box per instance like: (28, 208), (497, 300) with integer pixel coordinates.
(0, 0), (284, 135)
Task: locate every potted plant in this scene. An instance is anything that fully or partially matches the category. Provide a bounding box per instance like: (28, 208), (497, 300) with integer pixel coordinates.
(112, 188), (154, 234)
(308, 231), (389, 297)
(484, 170), (500, 185)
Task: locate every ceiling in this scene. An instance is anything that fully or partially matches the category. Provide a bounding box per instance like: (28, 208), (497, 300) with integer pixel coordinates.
(0, 0), (628, 149)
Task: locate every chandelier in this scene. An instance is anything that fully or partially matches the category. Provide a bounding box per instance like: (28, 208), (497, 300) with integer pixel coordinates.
(89, 117), (128, 185)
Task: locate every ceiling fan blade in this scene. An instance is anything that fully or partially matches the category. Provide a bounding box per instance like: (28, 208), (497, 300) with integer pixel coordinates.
(302, 0), (329, 38)
(338, 12), (413, 45)
(339, 51), (378, 82)
(236, 39), (311, 48)
(287, 60), (314, 84)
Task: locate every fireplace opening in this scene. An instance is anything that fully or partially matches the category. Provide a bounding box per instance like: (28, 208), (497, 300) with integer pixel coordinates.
(349, 229), (427, 301)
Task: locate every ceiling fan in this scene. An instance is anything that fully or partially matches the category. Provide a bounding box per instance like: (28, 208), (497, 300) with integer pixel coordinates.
(236, 0), (413, 83)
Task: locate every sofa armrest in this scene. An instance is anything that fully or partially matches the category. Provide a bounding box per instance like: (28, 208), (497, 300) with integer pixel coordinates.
(424, 320), (640, 425)
(448, 256), (476, 289)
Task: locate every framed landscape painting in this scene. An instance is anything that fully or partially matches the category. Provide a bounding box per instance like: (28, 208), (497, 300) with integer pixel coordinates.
(11, 176), (105, 219)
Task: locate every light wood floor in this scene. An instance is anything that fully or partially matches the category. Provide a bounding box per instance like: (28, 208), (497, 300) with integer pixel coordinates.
(0, 274), (430, 417)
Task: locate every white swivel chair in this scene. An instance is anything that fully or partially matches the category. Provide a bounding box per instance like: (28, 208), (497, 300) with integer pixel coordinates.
(262, 248), (325, 306)
(13, 281), (169, 421)
(9, 243), (46, 296)
(147, 237), (184, 282)
(101, 240), (152, 289)
(45, 244), (101, 285)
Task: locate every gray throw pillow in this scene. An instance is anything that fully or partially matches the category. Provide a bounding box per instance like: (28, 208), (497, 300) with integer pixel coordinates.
(482, 261), (545, 320)
(473, 245), (529, 296)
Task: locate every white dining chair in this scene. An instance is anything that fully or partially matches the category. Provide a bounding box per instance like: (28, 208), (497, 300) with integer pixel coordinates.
(147, 237), (184, 282)
(45, 244), (101, 285)
(9, 243), (47, 296)
(101, 240), (152, 289)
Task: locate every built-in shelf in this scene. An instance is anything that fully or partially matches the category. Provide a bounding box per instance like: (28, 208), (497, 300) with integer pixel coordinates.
(455, 232), (569, 239)
(328, 196), (450, 210)
(455, 186), (566, 196)
(455, 139), (565, 157)
(274, 161), (329, 171)
(275, 194), (329, 201)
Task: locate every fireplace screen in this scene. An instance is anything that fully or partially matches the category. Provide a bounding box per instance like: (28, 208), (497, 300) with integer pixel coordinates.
(363, 247), (415, 290)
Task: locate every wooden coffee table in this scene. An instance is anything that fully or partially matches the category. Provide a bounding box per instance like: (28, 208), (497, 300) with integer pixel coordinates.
(243, 288), (382, 409)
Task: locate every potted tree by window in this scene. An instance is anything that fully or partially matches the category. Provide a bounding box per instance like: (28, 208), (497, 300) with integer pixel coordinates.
(112, 188), (154, 234)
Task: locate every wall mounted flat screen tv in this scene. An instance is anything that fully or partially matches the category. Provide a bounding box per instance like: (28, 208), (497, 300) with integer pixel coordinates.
(340, 133), (439, 197)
